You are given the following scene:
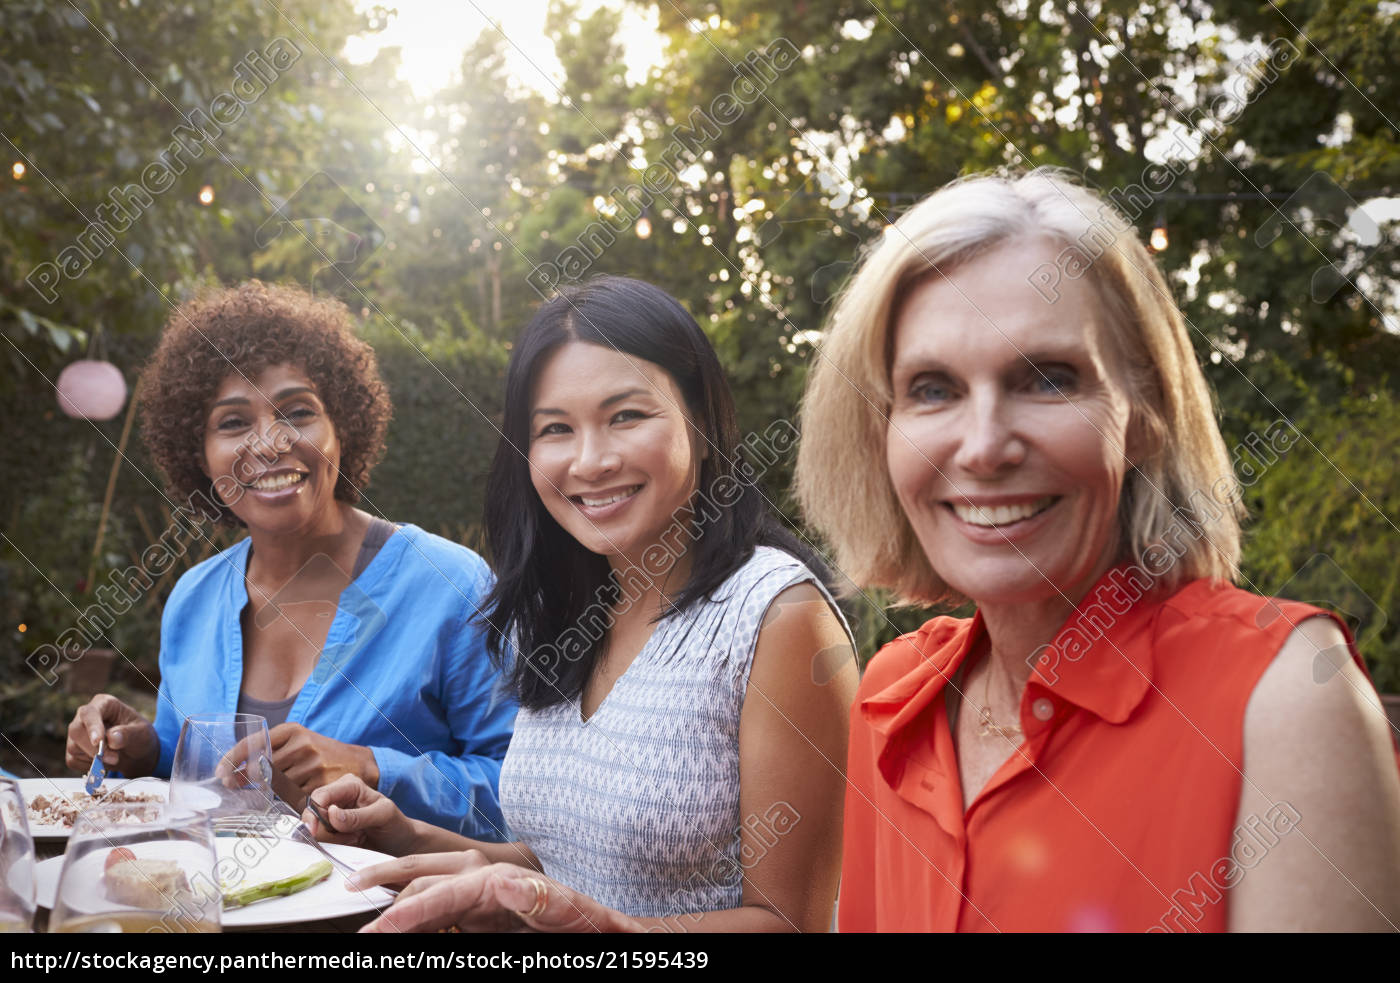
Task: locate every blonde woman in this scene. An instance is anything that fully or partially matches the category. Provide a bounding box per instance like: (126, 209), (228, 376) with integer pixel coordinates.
(796, 169), (1400, 932)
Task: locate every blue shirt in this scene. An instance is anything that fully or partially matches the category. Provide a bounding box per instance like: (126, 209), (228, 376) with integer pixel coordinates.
(152, 523), (516, 840)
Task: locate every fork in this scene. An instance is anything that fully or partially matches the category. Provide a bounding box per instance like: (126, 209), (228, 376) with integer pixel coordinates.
(212, 808), (397, 899)
(84, 738), (107, 795)
(273, 802), (400, 898)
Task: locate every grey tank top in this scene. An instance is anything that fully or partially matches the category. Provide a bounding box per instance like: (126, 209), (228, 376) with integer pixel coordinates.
(236, 518), (396, 727)
(497, 547), (851, 919)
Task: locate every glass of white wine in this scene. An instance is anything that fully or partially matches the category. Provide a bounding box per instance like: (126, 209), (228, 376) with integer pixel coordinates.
(0, 778), (36, 933)
(49, 803), (221, 934)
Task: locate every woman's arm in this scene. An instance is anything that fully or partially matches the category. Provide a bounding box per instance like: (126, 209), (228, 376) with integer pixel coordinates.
(1229, 615), (1400, 931)
(306, 774), (540, 868)
(357, 582), (858, 934)
(364, 553), (518, 840)
(635, 581), (858, 933)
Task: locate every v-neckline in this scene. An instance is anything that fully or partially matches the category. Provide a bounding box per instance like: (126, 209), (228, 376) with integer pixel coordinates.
(233, 524), (403, 711)
(577, 611), (672, 725)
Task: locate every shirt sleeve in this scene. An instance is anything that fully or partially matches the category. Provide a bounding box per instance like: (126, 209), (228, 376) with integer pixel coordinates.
(152, 680), (181, 778)
(150, 581), (192, 779)
(369, 559), (517, 841)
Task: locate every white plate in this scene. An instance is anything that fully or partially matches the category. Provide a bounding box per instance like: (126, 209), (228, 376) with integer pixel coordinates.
(36, 838), (396, 929)
(16, 777), (174, 839)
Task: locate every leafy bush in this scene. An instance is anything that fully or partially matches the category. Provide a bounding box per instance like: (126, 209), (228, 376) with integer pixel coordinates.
(361, 313), (509, 541)
(1239, 390), (1400, 692)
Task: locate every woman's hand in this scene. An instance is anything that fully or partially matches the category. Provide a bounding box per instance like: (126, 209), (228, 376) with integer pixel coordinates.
(357, 863), (645, 934)
(302, 774), (417, 856)
(65, 694), (159, 777)
(270, 722), (379, 801)
(346, 850), (492, 892)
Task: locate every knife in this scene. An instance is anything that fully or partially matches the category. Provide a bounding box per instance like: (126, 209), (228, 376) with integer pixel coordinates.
(85, 738), (108, 795)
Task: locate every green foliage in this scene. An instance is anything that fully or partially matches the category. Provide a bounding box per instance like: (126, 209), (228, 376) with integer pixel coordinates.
(0, 680), (88, 777)
(360, 313), (510, 547)
(0, 0), (401, 357)
(1239, 388), (1400, 691)
(1, 0), (1397, 717)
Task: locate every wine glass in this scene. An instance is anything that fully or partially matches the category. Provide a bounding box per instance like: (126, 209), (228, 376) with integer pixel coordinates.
(169, 714), (278, 821)
(0, 778), (36, 933)
(169, 713), (329, 907)
(49, 803), (220, 933)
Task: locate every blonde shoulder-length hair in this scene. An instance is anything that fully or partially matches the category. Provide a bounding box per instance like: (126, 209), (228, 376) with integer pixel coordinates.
(794, 168), (1243, 606)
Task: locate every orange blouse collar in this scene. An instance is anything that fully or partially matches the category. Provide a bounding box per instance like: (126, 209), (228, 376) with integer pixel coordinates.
(863, 563), (1163, 740)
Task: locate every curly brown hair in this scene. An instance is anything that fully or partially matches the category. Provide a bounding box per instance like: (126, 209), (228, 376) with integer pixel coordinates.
(139, 280), (392, 526)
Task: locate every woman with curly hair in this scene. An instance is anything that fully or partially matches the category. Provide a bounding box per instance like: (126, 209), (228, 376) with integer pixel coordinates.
(64, 281), (516, 838)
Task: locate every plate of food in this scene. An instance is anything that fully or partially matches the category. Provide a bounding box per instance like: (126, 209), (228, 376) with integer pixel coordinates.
(36, 837), (397, 929)
(14, 777), (172, 839)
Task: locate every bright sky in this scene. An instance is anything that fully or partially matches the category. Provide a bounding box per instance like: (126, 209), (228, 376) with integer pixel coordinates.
(344, 0), (667, 97)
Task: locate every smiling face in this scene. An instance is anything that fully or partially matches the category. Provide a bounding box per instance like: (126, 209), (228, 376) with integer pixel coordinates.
(201, 363), (344, 537)
(527, 341), (703, 569)
(885, 238), (1138, 607)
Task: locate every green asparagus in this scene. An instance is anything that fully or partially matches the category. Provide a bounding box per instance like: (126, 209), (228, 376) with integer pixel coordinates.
(222, 859), (333, 909)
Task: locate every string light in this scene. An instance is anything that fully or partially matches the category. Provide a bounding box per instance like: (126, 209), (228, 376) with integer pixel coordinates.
(12, 161), (25, 180)
(16, 623), (26, 633)
(198, 184), (215, 206)
(1149, 218), (1168, 252)
(635, 213), (652, 239)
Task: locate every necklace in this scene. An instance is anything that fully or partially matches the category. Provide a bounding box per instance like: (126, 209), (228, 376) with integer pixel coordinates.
(974, 658), (1023, 740)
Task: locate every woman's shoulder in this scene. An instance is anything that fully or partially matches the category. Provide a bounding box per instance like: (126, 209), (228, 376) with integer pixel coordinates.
(1139, 580), (1376, 735)
(1155, 577), (1337, 647)
(166, 536), (251, 606)
(381, 523), (492, 591)
(714, 545), (813, 594)
(700, 546), (833, 623)
(743, 544), (810, 574)
(1161, 580), (1373, 713)
(858, 615), (972, 698)
(664, 547), (837, 671)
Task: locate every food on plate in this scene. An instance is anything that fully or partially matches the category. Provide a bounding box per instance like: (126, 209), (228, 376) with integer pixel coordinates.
(222, 859), (333, 909)
(103, 852), (194, 908)
(104, 847), (137, 870)
(27, 786), (162, 830)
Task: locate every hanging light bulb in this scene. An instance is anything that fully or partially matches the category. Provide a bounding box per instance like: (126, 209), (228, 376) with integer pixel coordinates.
(198, 184), (215, 206)
(12, 161), (25, 180)
(635, 213), (652, 239)
(1149, 218), (1168, 252)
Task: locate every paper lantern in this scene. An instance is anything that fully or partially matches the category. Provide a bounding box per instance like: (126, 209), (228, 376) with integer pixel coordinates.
(56, 360), (127, 420)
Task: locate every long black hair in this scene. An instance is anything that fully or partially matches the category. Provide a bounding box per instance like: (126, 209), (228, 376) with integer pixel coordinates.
(481, 276), (824, 709)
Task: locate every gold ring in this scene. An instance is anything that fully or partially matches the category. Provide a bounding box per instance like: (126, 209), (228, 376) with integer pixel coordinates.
(524, 877), (548, 918)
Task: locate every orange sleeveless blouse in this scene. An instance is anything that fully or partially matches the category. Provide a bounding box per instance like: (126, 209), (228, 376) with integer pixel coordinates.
(838, 565), (1396, 933)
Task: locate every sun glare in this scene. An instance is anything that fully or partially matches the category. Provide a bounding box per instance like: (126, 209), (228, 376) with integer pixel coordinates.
(346, 0), (665, 98)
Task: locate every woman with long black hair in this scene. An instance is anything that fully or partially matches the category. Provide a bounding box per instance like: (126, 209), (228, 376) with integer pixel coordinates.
(307, 276), (857, 933)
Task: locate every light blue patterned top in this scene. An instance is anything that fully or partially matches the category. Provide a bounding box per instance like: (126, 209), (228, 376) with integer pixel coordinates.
(498, 546), (846, 919)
